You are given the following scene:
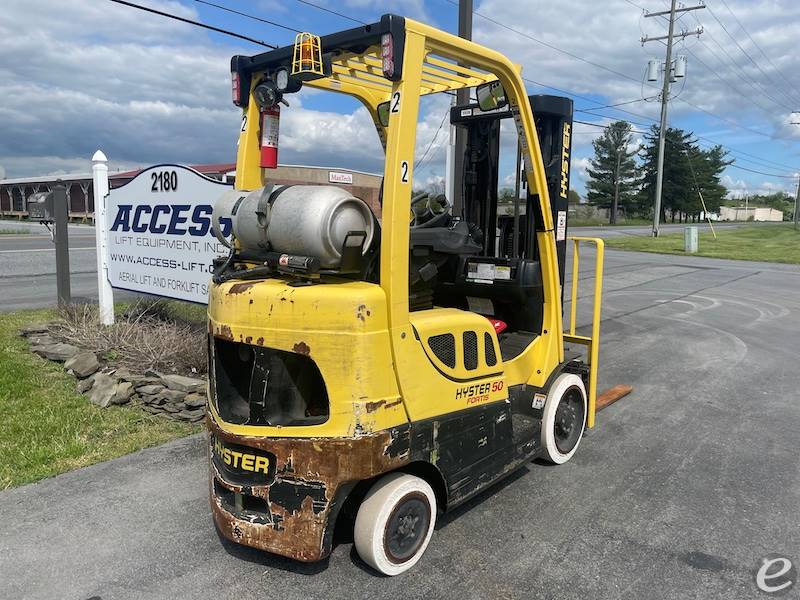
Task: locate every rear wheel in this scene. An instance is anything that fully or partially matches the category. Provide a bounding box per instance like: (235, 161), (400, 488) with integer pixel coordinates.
(541, 373), (587, 464)
(354, 473), (437, 576)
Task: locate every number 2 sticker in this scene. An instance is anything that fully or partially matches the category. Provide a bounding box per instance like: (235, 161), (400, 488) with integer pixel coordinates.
(391, 91), (401, 113)
(400, 161), (409, 183)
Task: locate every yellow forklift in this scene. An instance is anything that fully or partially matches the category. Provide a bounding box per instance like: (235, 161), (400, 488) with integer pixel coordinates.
(206, 15), (605, 575)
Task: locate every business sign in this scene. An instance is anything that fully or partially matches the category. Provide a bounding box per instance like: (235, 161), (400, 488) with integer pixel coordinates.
(105, 164), (232, 304)
(328, 171), (353, 185)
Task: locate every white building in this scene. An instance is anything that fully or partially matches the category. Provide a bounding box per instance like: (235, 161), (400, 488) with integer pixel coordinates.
(718, 206), (783, 222)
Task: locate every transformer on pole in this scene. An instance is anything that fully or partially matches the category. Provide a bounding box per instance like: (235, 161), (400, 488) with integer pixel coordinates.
(641, 3), (705, 237)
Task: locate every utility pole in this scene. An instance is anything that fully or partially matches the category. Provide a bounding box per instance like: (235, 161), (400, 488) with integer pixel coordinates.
(451, 0), (472, 217)
(794, 175), (799, 230)
(642, 1), (704, 237)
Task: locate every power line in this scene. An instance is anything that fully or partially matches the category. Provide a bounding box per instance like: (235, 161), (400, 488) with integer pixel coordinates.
(446, 0), (797, 143)
(704, 2), (798, 110)
(163, 0), (799, 179)
(682, 46), (781, 119)
(193, 0), (302, 34)
(575, 119), (796, 178)
(294, 0), (367, 25)
(416, 110), (450, 170)
(716, 0), (800, 105)
(688, 16), (794, 114)
(106, 0), (276, 48)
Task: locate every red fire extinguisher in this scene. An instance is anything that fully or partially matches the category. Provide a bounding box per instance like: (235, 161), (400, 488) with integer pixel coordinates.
(260, 105), (280, 169)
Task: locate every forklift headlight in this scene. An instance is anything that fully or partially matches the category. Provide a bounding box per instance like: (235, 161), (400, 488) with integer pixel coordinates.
(381, 33), (394, 79)
(274, 67), (303, 94)
(276, 68), (289, 91)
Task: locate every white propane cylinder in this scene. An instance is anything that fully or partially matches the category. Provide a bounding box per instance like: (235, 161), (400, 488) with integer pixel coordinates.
(212, 185), (375, 269)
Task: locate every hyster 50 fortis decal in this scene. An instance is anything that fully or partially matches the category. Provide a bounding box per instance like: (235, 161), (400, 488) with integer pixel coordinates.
(456, 380), (505, 405)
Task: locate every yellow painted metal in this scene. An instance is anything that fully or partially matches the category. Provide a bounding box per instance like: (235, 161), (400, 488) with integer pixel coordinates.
(570, 239), (579, 336)
(291, 32), (323, 76)
(234, 78), (266, 191)
(224, 16), (599, 434)
(564, 236), (605, 428)
(207, 278), (407, 438)
(401, 308), (507, 422)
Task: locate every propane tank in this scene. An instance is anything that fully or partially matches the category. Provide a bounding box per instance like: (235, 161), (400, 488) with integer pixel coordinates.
(212, 185), (375, 269)
(260, 105), (280, 169)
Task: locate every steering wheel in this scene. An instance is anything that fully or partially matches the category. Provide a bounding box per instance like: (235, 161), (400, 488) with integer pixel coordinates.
(411, 193), (451, 229)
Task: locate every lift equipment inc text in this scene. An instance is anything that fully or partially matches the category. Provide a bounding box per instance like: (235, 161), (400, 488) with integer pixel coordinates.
(105, 165), (232, 304)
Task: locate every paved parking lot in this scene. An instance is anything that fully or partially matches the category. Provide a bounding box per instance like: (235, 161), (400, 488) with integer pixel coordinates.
(1, 246), (799, 599)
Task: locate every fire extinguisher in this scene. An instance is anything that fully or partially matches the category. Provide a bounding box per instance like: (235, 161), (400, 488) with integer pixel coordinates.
(260, 104), (280, 169)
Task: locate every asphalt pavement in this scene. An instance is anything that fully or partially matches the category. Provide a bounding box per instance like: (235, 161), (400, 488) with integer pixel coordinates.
(1, 244), (798, 599)
(0, 220), (752, 311)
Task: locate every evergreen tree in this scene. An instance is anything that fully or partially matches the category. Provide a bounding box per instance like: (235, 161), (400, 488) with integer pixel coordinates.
(640, 126), (730, 222)
(586, 121), (640, 223)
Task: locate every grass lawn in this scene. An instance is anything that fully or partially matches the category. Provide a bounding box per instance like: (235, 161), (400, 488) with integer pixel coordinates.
(0, 309), (200, 489)
(605, 223), (800, 264)
(570, 218), (652, 227)
(0, 228), (32, 235)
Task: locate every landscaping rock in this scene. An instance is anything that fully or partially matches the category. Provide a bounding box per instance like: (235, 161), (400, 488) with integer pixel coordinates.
(110, 382), (134, 405)
(183, 393), (207, 409)
(158, 389), (186, 403)
(178, 409), (206, 421)
(160, 374), (205, 393)
(32, 342), (81, 362)
(137, 384), (165, 396)
(64, 351), (100, 378)
(129, 376), (160, 387)
(88, 373), (118, 408)
(144, 368), (164, 378)
(27, 334), (56, 346)
(19, 324), (51, 337)
(76, 373), (97, 394)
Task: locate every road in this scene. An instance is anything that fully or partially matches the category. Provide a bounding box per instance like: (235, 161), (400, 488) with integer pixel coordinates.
(1, 246), (799, 599)
(0, 221), (752, 311)
(0, 222), (136, 309)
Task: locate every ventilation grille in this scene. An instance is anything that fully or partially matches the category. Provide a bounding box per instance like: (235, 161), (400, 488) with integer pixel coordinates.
(428, 333), (456, 368)
(463, 331), (478, 370)
(484, 332), (497, 366)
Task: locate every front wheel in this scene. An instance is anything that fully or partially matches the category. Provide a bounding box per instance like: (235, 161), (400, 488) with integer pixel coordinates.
(541, 373), (587, 464)
(354, 473), (437, 576)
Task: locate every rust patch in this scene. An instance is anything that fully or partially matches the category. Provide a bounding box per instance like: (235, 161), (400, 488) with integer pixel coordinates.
(228, 282), (255, 295)
(356, 304), (368, 322)
(292, 341), (311, 356)
(245, 336), (252, 344)
(256, 337), (264, 346)
(215, 325), (233, 341)
(365, 400), (386, 413)
(208, 418), (410, 562)
(384, 398), (403, 409)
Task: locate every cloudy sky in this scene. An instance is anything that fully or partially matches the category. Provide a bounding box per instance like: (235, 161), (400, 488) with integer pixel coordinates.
(2, 0), (800, 198)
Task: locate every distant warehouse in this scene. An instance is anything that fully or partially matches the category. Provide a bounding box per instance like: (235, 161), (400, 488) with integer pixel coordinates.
(718, 206), (783, 222)
(0, 163), (382, 222)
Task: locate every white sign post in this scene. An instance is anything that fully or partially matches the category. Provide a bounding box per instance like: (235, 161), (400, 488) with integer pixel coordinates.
(105, 164), (232, 304)
(92, 150), (115, 325)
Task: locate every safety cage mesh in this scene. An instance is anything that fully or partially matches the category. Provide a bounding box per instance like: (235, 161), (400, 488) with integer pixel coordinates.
(428, 333), (456, 368)
(463, 331), (478, 370)
(484, 332), (497, 366)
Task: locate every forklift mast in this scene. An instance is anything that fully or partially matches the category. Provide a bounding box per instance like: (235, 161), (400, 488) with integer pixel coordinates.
(450, 94), (574, 292)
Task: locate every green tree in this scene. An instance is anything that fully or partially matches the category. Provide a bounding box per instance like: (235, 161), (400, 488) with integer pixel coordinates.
(586, 121), (641, 223)
(568, 189), (581, 205)
(640, 126), (730, 222)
